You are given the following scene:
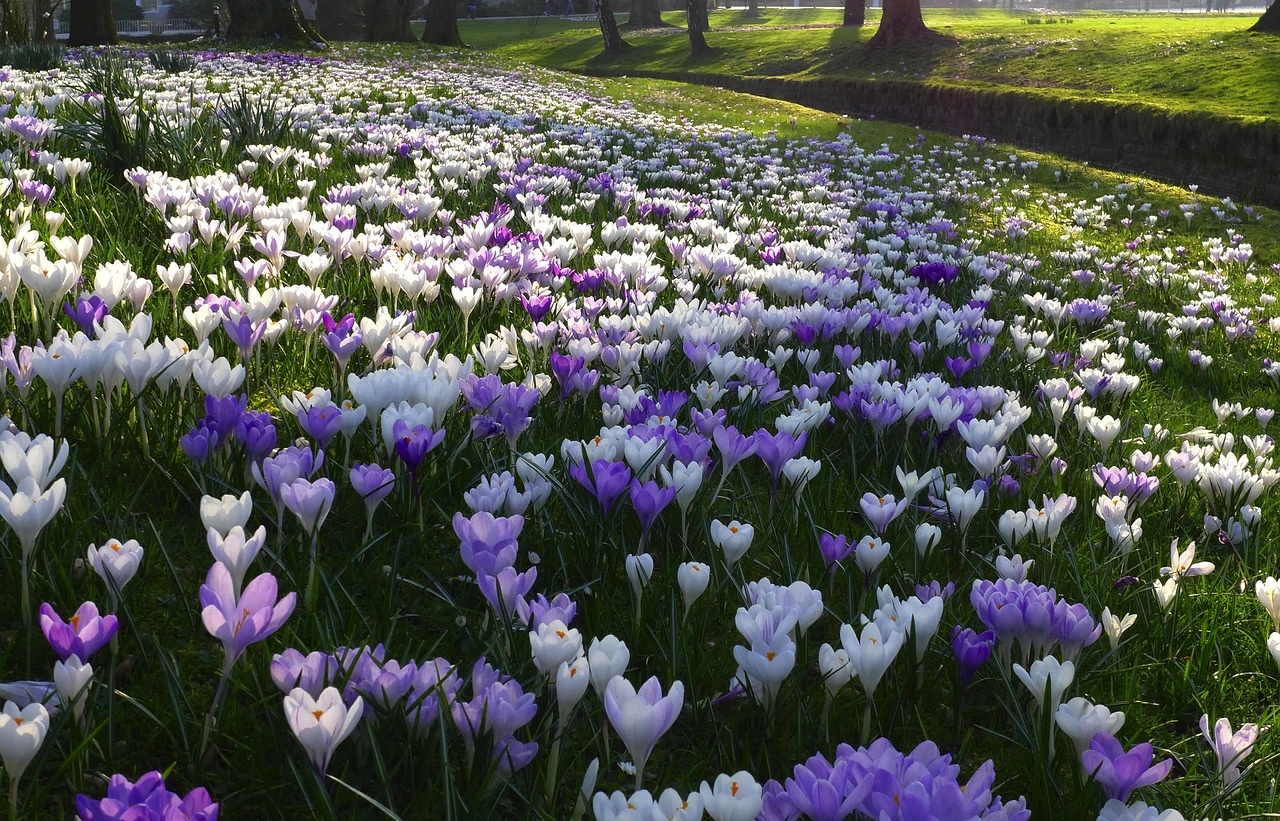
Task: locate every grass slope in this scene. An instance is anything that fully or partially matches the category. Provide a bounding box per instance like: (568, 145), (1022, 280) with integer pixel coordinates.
(458, 10), (1280, 122)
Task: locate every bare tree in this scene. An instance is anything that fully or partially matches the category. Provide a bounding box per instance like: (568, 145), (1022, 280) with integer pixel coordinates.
(225, 0), (322, 40)
(596, 0), (628, 53)
(687, 0), (708, 54)
(421, 0), (463, 45)
(866, 0), (946, 47)
(68, 0), (117, 45)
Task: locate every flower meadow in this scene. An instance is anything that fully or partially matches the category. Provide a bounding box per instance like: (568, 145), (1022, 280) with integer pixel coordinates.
(0, 43), (1278, 820)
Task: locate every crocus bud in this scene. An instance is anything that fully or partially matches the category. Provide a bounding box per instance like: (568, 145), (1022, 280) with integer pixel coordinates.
(625, 553), (654, 604)
(914, 523), (942, 558)
(677, 562), (710, 617)
(200, 491), (253, 538)
(556, 657), (590, 732)
(53, 655), (93, 722)
(587, 636), (630, 699)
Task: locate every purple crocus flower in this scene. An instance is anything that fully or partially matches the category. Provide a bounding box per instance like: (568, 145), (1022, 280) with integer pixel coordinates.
(200, 562), (296, 670)
(782, 751), (871, 821)
(454, 511), (524, 576)
(753, 429), (807, 488)
(270, 648), (337, 698)
(392, 419), (446, 477)
(298, 405), (344, 451)
(1081, 733), (1173, 802)
(350, 463), (395, 534)
(450, 658), (538, 773)
(818, 533), (853, 571)
(629, 478), (675, 542)
(221, 313), (267, 360)
(39, 601), (118, 662)
(252, 446), (323, 516)
(951, 626), (994, 688)
(604, 675), (684, 786)
(279, 477), (336, 538)
(713, 425), (757, 478)
(477, 566), (537, 618)
(75, 771), (218, 821)
(320, 313), (362, 366)
(63, 296), (109, 335)
(235, 410), (277, 463)
(515, 592), (577, 631)
(568, 458), (632, 516)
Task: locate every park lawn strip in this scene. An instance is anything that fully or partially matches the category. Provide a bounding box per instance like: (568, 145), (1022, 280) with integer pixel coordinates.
(462, 9), (1280, 122)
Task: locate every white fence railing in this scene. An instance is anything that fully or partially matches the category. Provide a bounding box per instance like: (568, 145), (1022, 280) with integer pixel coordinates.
(53, 18), (207, 38)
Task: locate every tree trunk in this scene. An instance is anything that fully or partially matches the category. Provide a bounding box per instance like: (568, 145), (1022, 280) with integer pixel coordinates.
(1253, 1), (1280, 30)
(365, 0), (414, 40)
(68, 0), (117, 45)
(421, 0), (463, 44)
(687, 0), (708, 54)
(842, 0), (864, 26)
(225, 0), (322, 40)
(625, 0), (664, 28)
(595, 0), (627, 53)
(746, 0), (759, 17)
(866, 0), (942, 47)
(315, 0), (362, 39)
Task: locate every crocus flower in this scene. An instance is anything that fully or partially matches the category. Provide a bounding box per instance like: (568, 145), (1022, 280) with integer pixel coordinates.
(75, 771), (218, 821)
(711, 520), (754, 567)
(569, 458), (631, 516)
(53, 655), (92, 723)
(839, 622), (904, 702)
(604, 675), (684, 787)
(951, 626), (993, 689)
(206, 526), (267, 598)
(278, 477), (336, 538)
(0, 702), (49, 796)
(1057, 697), (1126, 759)
(350, 463), (395, 535)
(1096, 799), (1186, 821)
(1161, 539), (1214, 580)
(1200, 714), (1260, 792)
(200, 563), (296, 671)
(199, 491), (252, 539)
(1082, 733), (1173, 802)
(86, 539), (144, 599)
(677, 562), (710, 616)
(1013, 655), (1074, 714)
(818, 533), (853, 572)
(629, 478), (675, 543)
(700, 771), (763, 821)
(0, 476), (67, 559)
(39, 602), (118, 662)
(283, 686), (364, 774)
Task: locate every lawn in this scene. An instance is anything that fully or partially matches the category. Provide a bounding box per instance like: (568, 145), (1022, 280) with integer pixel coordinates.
(459, 9), (1280, 122)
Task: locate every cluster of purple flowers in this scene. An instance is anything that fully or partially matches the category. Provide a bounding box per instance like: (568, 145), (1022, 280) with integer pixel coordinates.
(76, 771), (218, 821)
(181, 394), (276, 465)
(760, 738), (1029, 821)
(271, 645), (539, 773)
(460, 373), (541, 450)
(969, 579), (1102, 662)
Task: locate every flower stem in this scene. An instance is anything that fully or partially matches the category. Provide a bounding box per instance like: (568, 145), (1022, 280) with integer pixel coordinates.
(198, 659), (234, 765)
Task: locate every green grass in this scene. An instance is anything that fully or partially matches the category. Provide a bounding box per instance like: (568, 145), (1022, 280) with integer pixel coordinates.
(459, 9), (1280, 121)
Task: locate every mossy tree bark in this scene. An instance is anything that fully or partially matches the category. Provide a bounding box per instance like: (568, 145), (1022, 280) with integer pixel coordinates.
(842, 0), (864, 26)
(225, 0), (322, 41)
(365, 0), (415, 40)
(421, 0), (464, 44)
(866, 0), (944, 47)
(625, 0), (665, 28)
(69, 0), (117, 43)
(687, 0), (709, 54)
(1253, 1), (1280, 31)
(596, 0), (628, 53)
(315, 0), (361, 40)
